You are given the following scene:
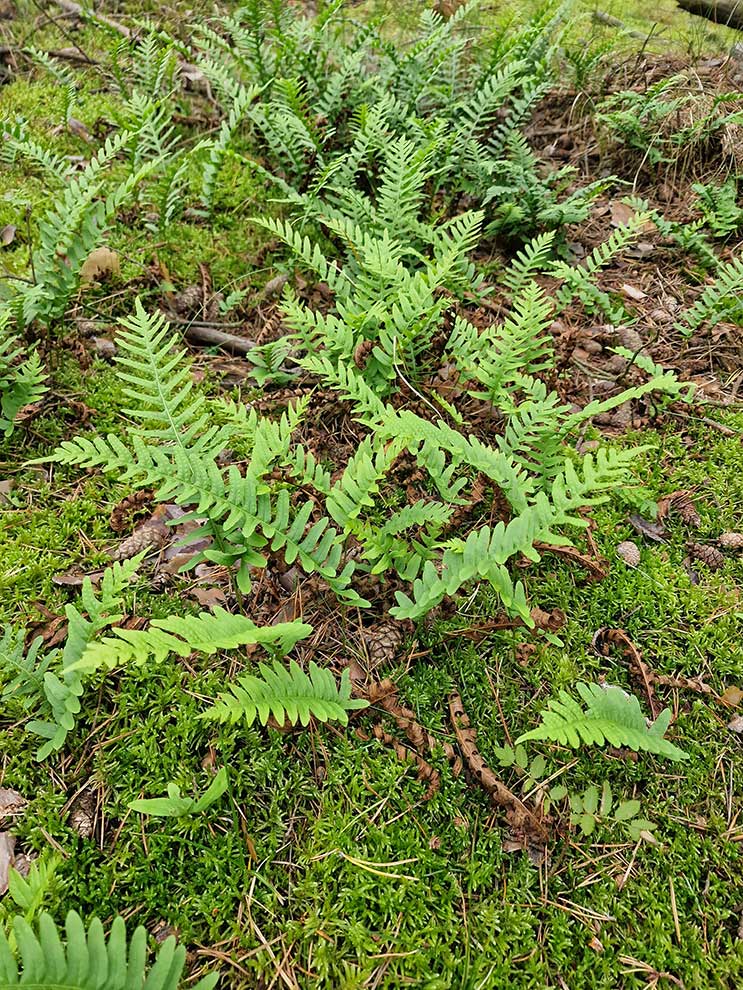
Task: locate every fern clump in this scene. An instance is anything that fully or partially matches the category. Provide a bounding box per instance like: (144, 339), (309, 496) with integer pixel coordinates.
(0, 557), (144, 760)
(0, 911), (218, 989)
(517, 681), (688, 761)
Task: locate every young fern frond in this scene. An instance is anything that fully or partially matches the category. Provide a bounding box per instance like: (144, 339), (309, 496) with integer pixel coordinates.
(501, 230), (557, 296)
(203, 661), (367, 728)
(1, 557), (144, 760)
(0, 118), (68, 181)
(200, 84), (259, 212)
(0, 911), (218, 990)
(0, 319), (47, 436)
(674, 254), (743, 334)
(517, 682), (688, 761)
(75, 609), (311, 673)
(115, 300), (216, 452)
(551, 213), (650, 319)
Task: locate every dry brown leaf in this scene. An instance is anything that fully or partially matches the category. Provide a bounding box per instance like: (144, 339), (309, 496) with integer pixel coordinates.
(67, 117), (93, 142)
(621, 284), (647, 302)
(721, 685), (743, 708)
(610, 201), (638, 227)
(52, 568), (104, 589)
(0, 831), (15, 895)
(629, 513), (668, 542)
(0, 223), (16, 246)
(533, 542), (607, 580)
(80, 246), (120, 284)
(189, 586), (227, 608)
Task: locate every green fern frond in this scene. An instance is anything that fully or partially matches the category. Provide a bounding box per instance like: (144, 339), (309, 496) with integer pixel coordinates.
(675, 254), (743, 335)
(0, 910), (218, 990)
(75, 609), (312, 673)
(517, 682), (688, 761)
(203, 660), (368, 728)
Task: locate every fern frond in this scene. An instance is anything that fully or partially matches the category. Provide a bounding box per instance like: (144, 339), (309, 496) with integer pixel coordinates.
(675, 253), (743, 334)
(517, 682), (688, 761)
(0, 910), (218, 989)
(75, 608), (312, 673)
(203, 661), (367, 728)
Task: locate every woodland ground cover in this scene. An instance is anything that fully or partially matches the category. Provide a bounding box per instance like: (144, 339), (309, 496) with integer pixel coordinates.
(0, 1), (741, 988)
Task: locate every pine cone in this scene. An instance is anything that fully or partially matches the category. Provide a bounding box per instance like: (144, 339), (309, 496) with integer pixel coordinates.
(687, 542), (725, 570)
(111, 519), (169, 561)
(353, 339), (374, 369)
(719, 532), (743, 551)
(658, 490), (701, 527)
(616, 540), (641, 568)
(171, 284), (203, 316)
(109, 490), (154, 533)
(364, 621), (411, 671)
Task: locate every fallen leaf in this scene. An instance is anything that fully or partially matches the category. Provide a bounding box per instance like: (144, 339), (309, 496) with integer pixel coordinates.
(67, 116), (93, 142)
(721, 686), (743, 708)
(621, 283), (647, 302)
(189, 586), (227, 607)
(0, 788), (26, 820)
(0, 223), (16, 246)
(728, 715), (743, 734)
(80, 246), (120, 285)
(53, 568), (104, 589)
(629, 514), (668, 542)
(610, 201), (637, 227)
(0, 831), (14, 895)
(625, 241), (655, 259)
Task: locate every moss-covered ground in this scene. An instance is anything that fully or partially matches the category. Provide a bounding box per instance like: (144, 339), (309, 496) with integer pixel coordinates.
(0, 2), (741, 988)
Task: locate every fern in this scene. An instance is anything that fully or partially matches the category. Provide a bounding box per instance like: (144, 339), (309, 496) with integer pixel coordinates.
(0, 911), (218, 989)
(200, 84), (259, 212)
(0, 318), (47, 436)
(76, 608), (311, 672)
(1, 557), (143, 760)
(517, 681), (688, 760)
(675, 254), (743, 335)
(692, 179), (743, 238)
(7, 133), (158, 327)
(204, 660), (367, 728)
(551, 213), (650, 320)
(0, 118), (68, 181)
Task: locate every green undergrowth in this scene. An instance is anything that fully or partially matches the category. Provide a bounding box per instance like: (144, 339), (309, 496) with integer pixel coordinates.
(0, 1), (741, 987)
(1, 394), (742, 987)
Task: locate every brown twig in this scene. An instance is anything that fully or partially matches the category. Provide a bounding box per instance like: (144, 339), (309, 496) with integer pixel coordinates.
(448, 692), (549, 847)
(533, 542), (608, 580)
(355, 725), (440, 800)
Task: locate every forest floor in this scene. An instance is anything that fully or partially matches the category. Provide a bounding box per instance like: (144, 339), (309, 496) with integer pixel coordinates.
(0, 2), (742, 989)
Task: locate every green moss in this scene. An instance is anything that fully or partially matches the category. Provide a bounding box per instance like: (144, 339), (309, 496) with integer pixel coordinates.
(0, 3), (740, 987)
